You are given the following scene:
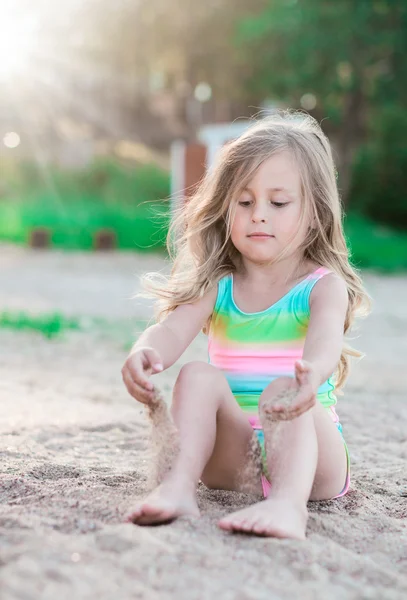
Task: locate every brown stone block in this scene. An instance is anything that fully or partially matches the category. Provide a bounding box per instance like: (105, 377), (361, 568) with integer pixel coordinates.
(29, 228), (51, 248)
(94, 229), (117, 251)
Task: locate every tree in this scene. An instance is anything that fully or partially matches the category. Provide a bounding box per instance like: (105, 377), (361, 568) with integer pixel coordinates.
(235, 0), (407, 203)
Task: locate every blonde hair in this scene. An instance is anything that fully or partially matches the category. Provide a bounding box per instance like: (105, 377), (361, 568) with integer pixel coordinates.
(142, 111), (370, 391)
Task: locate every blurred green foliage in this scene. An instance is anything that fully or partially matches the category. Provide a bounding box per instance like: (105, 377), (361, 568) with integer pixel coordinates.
(235, 0), (407, 206)
(345, 213), (407, 272)
(1, 155), (407, 271)
(0, 311), (149, 346)
(0, 311), (80, 339)
(350, 106), (407, 230)
(0, 159), (170, 250)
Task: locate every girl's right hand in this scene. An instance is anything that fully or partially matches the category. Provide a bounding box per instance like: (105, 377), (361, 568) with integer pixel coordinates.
(121, 347), (163, 404)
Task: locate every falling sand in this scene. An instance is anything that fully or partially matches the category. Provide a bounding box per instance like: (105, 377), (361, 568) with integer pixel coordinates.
(238, 388), (300, 494)
(144, 386), (299, 497)
(237, 429), (264, 495)
(145, 387), (180, 489)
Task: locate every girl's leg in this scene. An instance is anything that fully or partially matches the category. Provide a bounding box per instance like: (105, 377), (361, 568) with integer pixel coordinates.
(127, 361), (261, 525)
(218, 377), (348, 539)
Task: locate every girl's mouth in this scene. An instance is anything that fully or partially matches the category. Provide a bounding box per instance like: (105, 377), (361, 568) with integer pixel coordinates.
(248, 233), (274, 238)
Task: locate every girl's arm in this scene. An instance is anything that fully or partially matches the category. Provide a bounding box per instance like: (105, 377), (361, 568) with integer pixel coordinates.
(267, 273), (348, 420)
(122, 286), (217, 404)
(130, 286), (217, 369)
(302, 273), (349, 386)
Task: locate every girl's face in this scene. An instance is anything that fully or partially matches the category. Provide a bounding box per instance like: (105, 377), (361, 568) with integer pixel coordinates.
(230, 151), (309, 266)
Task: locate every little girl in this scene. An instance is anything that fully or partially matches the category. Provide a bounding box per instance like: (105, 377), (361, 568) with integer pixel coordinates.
(122, 112), (370, 540)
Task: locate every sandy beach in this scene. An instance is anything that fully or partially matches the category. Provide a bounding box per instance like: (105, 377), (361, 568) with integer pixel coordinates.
(1, 244), (406, 600)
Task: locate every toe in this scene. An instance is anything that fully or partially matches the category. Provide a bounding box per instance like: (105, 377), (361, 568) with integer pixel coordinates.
(218, 519), (231, 529)
(237, 518), (254, 532)
(134, 510), (172, 526)
(229, 516), (245, 531)
(128, 503), (165, 525)
(126, 507), (143, 522)
(244, 517), (262, 533)
(218, 518), (234, 531)
(140, 502), (163, 516)
(253, 518), (268, 535)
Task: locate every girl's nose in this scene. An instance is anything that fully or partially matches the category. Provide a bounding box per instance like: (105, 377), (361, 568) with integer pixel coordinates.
(251, 210), (267, 223)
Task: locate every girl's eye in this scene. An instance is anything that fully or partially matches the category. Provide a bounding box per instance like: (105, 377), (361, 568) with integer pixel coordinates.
(238, 200), (288, 207)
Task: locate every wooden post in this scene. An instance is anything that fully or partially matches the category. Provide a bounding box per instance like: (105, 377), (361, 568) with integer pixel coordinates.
(184, 142), (207, 199)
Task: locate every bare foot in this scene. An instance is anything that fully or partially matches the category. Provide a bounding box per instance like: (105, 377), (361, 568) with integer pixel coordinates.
(126, 476), (200, 526)
(218, 496), (308, 540)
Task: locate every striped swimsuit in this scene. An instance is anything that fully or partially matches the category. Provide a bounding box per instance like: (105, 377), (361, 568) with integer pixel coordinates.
(207, 267), (350, 499)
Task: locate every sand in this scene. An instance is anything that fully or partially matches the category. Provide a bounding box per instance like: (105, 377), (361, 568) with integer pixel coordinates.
(0, 244), (406, 600)
(144, 389), (180, 491)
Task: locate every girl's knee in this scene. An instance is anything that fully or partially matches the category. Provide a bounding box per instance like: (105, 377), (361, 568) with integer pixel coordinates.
(177, 361), (223, 384)
(171, 360), (228, 414)
(172, 362), (228, 411)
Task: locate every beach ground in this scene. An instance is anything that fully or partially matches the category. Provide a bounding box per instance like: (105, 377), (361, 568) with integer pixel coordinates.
(1, 245), (406, 600)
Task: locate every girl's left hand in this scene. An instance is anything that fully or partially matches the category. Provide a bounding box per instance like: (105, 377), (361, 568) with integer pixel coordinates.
(270, 360), (320, 421)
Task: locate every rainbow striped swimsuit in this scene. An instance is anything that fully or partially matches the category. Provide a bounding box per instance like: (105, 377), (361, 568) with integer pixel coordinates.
(208, 267), (337, 411)
(207, 267), (350, 499)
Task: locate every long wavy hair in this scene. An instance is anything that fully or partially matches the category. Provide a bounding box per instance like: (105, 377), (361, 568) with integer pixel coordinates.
(142, 111), (370, 392)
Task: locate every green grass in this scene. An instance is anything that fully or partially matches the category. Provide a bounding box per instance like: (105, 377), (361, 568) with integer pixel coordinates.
(0, 198), (169, 250)
(0, 310), (149, 348)
(0, 311), (81, 339)
(1, 154), (407, 270)
(0, 159), (170, 251)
